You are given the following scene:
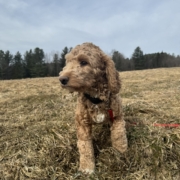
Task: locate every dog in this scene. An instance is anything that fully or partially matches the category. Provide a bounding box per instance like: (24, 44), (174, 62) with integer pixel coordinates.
(59, 42), (127, 174)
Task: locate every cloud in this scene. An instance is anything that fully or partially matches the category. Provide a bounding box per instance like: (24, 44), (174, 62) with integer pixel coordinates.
(0, 0), (180, 58)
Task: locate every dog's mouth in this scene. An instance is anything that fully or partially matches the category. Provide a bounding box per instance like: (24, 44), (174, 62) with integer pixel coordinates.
(60, 82), (81, 93)
(60, 83), (75, 90)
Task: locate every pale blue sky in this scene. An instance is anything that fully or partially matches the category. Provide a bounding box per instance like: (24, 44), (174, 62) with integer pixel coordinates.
(0, 0), (179, 58)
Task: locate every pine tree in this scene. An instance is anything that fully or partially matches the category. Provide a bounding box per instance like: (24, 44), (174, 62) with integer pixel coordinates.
(59, 47), (71, 71)
(53, 53), (60, 76)
(24, 50), (33, 78)
(0, 50), (4, 79)
(132, 47), (144, 70)
(0, 51), (13, 79)
(13, 51), (24, 79)
(112, 50), (125, 71)
(31, 48), (45, 77)
(23, 48), (45, 78)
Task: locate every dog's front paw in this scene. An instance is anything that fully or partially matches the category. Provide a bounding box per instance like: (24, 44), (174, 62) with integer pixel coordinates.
(113, 141), (127, 153)
(79, 168), (94, 175)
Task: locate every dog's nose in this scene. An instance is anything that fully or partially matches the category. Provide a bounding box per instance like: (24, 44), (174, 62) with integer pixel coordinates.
(59, 76), (69, 85)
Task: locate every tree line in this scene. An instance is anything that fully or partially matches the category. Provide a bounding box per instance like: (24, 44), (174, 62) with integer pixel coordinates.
(0, 47), (71, 80)
(112, 47), (180, 71)
(0, 46), (180, 80)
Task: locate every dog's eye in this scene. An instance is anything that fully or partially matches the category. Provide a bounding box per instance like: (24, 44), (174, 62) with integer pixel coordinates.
(80, 61), (88, 66)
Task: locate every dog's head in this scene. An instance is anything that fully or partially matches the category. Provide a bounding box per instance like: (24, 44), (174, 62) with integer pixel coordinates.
(59, 43), (120, 94)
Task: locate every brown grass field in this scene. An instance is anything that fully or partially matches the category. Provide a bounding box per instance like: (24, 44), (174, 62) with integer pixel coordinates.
(0, 67), (180, 180)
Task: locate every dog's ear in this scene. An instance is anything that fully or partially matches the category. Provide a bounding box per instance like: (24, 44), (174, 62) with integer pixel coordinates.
(102, 54), (121, 94)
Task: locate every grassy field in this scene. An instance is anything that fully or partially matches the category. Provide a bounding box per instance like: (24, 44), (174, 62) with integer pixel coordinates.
(0, 67), (180, 180)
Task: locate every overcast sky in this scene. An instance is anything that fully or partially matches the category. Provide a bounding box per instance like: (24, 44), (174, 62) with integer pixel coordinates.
(0, 0), (180, 58)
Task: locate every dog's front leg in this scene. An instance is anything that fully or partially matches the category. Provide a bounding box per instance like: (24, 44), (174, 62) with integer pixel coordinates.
(111, 117), (127, 153)
(76, 113), (95, 174)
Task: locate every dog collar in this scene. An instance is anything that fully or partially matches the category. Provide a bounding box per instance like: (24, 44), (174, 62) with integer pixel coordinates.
(84, 93), (114, 123)
(84, 93), (103, 104)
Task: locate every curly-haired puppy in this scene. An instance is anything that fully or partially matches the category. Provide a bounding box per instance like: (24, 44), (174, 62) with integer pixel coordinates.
(59, 42), (127, 174)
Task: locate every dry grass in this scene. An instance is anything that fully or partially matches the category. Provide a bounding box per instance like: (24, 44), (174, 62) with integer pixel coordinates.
(0, 67), (180, 180)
